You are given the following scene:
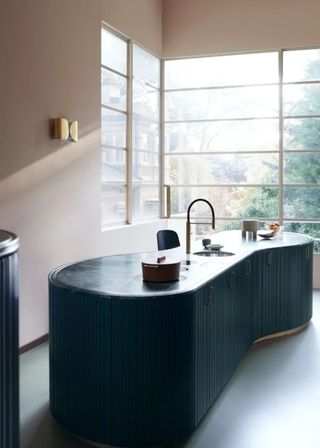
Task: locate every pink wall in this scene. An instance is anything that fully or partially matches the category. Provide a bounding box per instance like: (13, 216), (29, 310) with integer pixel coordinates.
(162, 0), (320, 58)
(2, 0), (320, 347)
(0, 0), (162, 347)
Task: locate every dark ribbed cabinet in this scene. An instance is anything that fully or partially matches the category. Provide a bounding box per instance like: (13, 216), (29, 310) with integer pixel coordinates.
(253, 243), (313, 341)
(50, 290), (195, 447)
(194, 258), (253, 425)
(0, 231), (19, 448)
(49, 238), (313, 448)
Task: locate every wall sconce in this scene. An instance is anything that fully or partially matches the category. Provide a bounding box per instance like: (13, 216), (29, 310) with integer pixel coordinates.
(52, 117), (78, 142)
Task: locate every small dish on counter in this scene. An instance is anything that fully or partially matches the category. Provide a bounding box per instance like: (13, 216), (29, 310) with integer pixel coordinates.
(258, 230), (278, 239)
(258, 221), (281, 239)
(206, 243), (224, 251)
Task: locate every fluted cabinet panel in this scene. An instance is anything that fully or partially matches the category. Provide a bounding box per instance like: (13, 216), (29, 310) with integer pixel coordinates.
(257, 243), (313, 340)
(0, 252), (19, 448)
(49, 286), (195, 447)
(193, 259), (253, 425)
(49, 239), (313, 448)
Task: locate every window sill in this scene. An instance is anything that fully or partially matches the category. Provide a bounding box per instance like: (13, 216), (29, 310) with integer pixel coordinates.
(101, 218), (166, 233)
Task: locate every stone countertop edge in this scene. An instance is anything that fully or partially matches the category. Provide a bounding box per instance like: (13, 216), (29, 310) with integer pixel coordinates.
(48, 231), (313, 298)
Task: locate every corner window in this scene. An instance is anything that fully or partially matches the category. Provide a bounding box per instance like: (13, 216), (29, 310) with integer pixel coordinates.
(164, 49), (320, 252)
(101, 26), (160, 227)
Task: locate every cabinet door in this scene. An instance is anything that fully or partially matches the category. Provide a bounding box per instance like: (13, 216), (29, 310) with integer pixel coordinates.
(300, 243), (313, 324)
(258, 243), (313, 339)
(194, 276), (224, 424)
(194, 258), (253, 424)
(232, 259), (253, 363)
(259, 248), (283, 337)
(224, 259), (253, 378)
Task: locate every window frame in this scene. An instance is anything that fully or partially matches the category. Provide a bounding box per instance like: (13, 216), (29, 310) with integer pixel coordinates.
(101, 23), (161, 227)
(100, 27), (320, 243)
(163, 48), (320, 239)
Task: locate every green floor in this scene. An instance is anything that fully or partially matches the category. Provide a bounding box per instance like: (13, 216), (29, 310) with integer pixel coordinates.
(21, 291), (320, 448)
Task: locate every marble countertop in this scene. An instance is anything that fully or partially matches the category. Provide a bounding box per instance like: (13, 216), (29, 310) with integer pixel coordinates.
(49, 231), (312, 298)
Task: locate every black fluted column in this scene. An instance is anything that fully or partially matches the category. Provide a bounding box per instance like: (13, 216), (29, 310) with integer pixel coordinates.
(0, 230), (19, 448)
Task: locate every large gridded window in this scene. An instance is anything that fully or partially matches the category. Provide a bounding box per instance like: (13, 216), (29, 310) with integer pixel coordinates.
(164, 49), (320, 251)
(101, 26), (160, 226)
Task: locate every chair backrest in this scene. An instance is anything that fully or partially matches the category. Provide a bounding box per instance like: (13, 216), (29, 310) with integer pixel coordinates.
(157, 230), (180, 250)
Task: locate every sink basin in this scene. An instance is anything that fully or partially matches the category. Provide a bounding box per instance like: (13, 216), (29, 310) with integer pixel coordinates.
(193, 250), (235, 257)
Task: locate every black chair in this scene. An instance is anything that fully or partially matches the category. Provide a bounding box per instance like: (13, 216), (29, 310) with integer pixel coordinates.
(157, 230), (180, 250)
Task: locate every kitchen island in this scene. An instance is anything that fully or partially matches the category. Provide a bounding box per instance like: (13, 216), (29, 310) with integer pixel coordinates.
(49, 231), (313, 448)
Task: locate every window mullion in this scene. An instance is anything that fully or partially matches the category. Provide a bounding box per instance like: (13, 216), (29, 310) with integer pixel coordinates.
(279, 50), (284, 226)
(126, 40), (133, 224)
(160, 58), (165, 218)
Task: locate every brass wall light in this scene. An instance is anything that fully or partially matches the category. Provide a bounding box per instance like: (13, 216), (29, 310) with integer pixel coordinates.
(52, 117), (78, 142)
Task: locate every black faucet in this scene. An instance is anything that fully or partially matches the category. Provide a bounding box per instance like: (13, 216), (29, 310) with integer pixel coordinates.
(186, 199), (215, 254)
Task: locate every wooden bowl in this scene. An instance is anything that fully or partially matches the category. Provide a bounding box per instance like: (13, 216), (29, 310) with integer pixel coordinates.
(142, 257), (181, 282)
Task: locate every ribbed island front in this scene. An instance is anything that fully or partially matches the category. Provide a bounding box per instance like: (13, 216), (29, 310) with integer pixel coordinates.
(49, 231), (313, 448)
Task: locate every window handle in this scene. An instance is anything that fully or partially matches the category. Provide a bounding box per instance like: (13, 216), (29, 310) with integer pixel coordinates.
(164, 185), (171, 218)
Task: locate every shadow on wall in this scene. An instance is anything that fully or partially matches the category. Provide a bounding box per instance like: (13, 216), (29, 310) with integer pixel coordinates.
(0, 125), (100, 205)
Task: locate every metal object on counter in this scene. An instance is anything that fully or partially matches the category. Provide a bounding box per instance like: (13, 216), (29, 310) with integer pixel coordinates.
(241, 220), (258, 239)
(186, 199), (215, 254)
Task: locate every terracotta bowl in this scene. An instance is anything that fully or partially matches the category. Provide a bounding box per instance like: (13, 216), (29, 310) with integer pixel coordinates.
(141, 258), (181, 282)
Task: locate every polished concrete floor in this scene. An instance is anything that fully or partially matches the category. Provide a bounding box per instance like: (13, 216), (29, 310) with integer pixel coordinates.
(21, 291), (320, 448)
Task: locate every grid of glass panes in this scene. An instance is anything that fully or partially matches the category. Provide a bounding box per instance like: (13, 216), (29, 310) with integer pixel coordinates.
(282, 49), (320, 252)
(101, 27), (161, 226)
(164, 50), (320, 251)
(101, 27), (128, 225)
(132, 44), (160, 221)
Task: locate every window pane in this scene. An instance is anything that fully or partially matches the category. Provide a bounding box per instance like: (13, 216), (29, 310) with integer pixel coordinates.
(283, 84), (320, 116)
(284, 153), (320, 184)
(101, 68), (127, 111)
(165, 119), (279, 152)
(101, 185), (126, 225)
(284, 118), (320, 150)
(132, 119), (159, 151)
(133, 44), (160, 87)
(284, 187), (320, 218)
(165, 86), (278, 121)
(169, 186), (279, 218)
(101, 148), (126, 183)
(165, 52), (278, 89)
(284, 221), (320, 253)
(133, 80), (160, 120)
(132, 150), (159, 183)
(101, 108), (126, 148)
(165, 154), (278, 185)
(101, 28), (127, 74)
(132, 186), (159, 220)
(283, 49), (320, 82)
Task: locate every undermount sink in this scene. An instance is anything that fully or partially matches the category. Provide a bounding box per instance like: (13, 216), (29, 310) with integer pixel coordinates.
(193, 250), (235, 257)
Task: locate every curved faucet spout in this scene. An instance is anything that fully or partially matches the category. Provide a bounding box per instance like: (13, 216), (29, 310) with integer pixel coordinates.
(186, 198), (215, 254)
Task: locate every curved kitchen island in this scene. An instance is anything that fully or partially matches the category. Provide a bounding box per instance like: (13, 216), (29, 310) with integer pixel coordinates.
(49, 231), (313, 448)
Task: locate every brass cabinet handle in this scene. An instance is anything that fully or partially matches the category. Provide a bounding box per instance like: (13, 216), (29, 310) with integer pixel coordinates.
(229, 271), (236, 289)
(204, 285), (215, 305)
(305, 246), (310, 260)
(267, 252), (273, 266)
(245, 260), (251, 276)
